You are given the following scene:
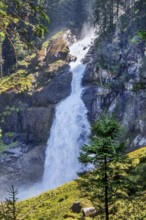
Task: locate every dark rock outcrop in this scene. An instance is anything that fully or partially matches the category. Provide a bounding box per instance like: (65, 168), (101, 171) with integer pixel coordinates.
(32, 68), (72, 106)
(20, 107), (54, 142)
(82, 15), (146, 150)
(71, 201), (81, 213)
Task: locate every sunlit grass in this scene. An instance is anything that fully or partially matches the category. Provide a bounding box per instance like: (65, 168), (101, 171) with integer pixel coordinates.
(15, 147), (146, 220)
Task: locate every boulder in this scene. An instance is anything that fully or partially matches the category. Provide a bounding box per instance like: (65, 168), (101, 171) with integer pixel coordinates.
(82, 207), (97, 217)
(71, 201), (81, 213)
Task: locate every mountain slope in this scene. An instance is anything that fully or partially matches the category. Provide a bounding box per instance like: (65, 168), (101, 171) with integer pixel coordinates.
(16, 147), (146, 220)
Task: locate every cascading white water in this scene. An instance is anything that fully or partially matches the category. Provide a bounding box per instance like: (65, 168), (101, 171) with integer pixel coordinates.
(17, 29), (95, 200)
(42, 29), (95, 190)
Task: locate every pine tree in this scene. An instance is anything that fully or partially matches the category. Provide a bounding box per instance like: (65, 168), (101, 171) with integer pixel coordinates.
(78, 115), (132, 220)
(1, 185), (18, 220)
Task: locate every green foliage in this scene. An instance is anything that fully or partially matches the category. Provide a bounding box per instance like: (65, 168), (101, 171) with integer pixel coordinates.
(138, 31), (146, 40)
(17, 170), (146, 219)
(78, 115), (133, 219)
(5, 132), (16, 138)
(133, 82), (146, 91)
(1, 185), (19, 220)
(0, 0), (50, 44)
(130, 35), (141, 45)
(94, 0), (145, 34)
(0, 0), (50, 77)
(0, 70), (34, 94)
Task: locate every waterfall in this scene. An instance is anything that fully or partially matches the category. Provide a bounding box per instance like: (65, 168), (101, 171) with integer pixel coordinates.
(18, 29), (95, 200)
(42, 30), (95, 190)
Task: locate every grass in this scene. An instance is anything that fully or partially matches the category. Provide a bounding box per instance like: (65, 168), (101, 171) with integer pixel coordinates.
(13, 147), (146, 220)
(18, 182), (84, 220)
(0, 69), (34, 94)
(128, 146), (146, 165)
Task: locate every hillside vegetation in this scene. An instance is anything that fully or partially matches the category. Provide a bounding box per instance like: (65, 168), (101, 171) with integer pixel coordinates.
(16, 147), (146, 220)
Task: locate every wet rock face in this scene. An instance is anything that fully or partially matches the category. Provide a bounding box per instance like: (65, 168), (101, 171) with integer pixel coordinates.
(82, 87), (98, 121)
(113, 90), (146, 149)
(82, 22), (146, 151)
(0, 67), (72, 144)
(20, 107), (54, 142)
(32, 68), (72, 106)
(0, 31), (73, 143)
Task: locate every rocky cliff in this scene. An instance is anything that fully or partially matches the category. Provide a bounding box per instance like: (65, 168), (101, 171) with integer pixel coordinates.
(0, 31), (75, 193)
(82, 7), (146, 151)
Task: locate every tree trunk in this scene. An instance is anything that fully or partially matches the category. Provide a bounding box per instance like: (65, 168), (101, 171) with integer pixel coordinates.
(104, 155), (109, 220)
(0, 36), (3, 78)
(109, 0), (114, 30)
(116, 0), (120, 17)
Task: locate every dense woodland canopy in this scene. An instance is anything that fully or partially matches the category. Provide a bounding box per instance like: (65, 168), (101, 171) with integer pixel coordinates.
(0, 0), (50, 77)
(0, 0), (49, 41)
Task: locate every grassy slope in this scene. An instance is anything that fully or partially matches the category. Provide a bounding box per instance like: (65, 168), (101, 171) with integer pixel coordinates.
(17, 147), (146, 220)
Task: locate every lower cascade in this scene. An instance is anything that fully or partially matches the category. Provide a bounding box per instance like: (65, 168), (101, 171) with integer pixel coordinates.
(18, 29), (95, 200)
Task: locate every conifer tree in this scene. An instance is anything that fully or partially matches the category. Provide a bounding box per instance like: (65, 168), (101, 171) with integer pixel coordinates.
(0, 185), (18, 220)
(78, 115), (132, 220)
